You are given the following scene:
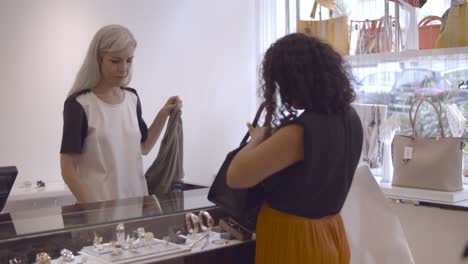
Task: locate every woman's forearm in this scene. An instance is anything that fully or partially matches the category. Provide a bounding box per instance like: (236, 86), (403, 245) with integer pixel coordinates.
(60, 155), (95, 203)
(226, 140), (263, 187)
(63, 174), (94, 203)
(141, 110), (169, 155)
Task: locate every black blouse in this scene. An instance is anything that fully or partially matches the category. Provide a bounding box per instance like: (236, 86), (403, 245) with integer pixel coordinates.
(263, 107), (363, 219)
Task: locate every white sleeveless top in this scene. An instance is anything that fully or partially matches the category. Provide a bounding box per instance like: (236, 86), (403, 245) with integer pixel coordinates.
(60, 88), (149, 202)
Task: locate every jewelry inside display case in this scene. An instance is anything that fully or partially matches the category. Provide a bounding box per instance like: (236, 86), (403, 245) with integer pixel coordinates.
(0, 189), (256, 264)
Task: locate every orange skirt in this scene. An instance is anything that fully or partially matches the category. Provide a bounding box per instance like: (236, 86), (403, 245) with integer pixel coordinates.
(255, 203), (350, 264)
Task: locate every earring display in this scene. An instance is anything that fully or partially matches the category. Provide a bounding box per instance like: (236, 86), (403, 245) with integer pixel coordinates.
(37, 210), (251, 263)
(136, 227), (146, 246)
(185, 213), (200, 234)
(0, 182), (262, 263)
(93, 232), (103, 247)
(8, 257), (24, 264)
(79, 232), (191, 263)
(60, 249), (74, 262)
(115, 223), (125, 246)
(198, 210), (214, 232)
(35, 252), (51, 264)
(144, 232), (154, 243)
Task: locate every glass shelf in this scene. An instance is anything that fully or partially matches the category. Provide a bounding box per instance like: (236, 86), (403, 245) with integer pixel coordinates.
(346, 47), (468, 68)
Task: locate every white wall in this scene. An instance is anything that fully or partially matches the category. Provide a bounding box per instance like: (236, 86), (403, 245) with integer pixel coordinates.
(0, 0), (258, 187)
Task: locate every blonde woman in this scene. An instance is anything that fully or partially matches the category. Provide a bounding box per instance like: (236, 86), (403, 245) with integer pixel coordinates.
(60, 25), (181, 203)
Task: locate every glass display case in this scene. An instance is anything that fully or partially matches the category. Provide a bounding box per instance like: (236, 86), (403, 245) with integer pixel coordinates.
(0, 188), (255, 264)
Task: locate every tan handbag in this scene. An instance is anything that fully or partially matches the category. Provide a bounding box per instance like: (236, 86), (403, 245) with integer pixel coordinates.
(392, 96), (464, 192)
(297, 1), (349, 55)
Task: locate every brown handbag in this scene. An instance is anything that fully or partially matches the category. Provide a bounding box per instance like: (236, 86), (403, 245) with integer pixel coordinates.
(297, 0), (349, 55)
(392, 96), (465, 192)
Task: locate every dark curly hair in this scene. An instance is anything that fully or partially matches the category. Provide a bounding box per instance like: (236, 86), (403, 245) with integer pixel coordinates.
(260, 33), (356, 127)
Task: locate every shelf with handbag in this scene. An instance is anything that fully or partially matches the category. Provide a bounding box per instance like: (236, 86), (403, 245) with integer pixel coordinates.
(292, 0), (468, 191)
(375, 96), (468, 204)
(346, 0), (468, 66)
(296, 0), (350, 55)
(293, 0), (467, 65)
(295, 0), (413, 56)
(295, 0), (408, 56)
(392, 97), (465, 183)
(379, 178), (468, 205)
(346, 46), (468, 67)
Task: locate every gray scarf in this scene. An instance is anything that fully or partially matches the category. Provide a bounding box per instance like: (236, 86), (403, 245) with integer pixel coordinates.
(145, 104), (184, 196)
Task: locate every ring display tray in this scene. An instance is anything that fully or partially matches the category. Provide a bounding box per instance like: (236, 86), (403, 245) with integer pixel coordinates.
(80, 239), (190, 263)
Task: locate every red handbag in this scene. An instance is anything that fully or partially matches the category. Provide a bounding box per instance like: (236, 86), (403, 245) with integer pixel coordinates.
(418, 16), (442, 50)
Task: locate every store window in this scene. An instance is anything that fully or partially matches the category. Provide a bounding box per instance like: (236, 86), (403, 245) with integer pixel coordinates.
(274, 0), (467, 134)
(263, 0), (468, 178)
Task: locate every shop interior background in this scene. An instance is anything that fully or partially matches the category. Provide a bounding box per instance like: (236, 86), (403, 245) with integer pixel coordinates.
(0, 0), (259, 187)
(1, 0), (466, 188)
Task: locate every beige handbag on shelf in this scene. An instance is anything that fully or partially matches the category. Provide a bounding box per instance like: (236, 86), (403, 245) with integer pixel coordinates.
(297, 0), (349, 55)
(392, 96), (465, 192)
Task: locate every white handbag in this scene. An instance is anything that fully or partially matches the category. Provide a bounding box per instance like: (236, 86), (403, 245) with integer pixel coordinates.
(392, 97), (464, 192)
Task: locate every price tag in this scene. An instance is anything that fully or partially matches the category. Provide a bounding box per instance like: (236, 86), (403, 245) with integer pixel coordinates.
(403, 146), (413, 160)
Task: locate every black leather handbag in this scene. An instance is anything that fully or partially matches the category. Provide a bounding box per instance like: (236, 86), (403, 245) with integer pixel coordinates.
(208, 103), (266, 231)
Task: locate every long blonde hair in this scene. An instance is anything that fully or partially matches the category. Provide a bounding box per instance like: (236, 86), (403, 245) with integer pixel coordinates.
(68, 25), (137, 97)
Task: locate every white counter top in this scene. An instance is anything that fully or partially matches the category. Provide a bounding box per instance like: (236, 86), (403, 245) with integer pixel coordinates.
(370, 168), (468, 208)
(8, 182), (72, 200)
(2, 182), (76, 213)
(378, 179), (468, 204)
(5, 173), (468, 213)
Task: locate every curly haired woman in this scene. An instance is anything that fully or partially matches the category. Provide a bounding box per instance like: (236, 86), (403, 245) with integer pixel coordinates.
(227, 33), (363, 263)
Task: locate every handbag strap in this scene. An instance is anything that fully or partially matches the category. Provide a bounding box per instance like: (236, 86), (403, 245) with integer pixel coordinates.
(240, 102), (267, 145)
(409, 96), (445, 138)
(310, 1), (319, 18)
(388, 0), (421, 8)
(418, 16), (442, 27)
(360, 17), (385, 36)
(310, 0), (342, 19)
